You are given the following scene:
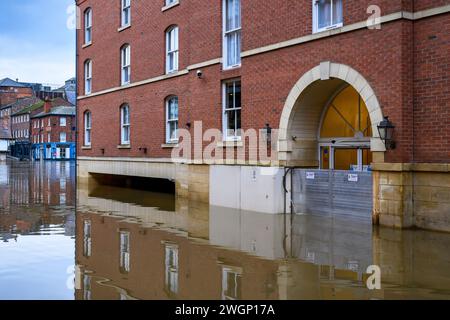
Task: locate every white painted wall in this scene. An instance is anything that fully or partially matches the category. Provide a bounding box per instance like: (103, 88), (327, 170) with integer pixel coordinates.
(210, 165), (286, 214)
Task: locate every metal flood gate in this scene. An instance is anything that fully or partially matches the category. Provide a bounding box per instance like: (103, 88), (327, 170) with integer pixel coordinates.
(291, 169), (373, 221)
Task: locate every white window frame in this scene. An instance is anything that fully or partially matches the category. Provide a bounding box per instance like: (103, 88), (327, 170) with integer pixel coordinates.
(166, 26), (179, 74)
(85, 60), (92, 95)
(121, 0), (131, 27)
(121, 45), (131, 85)
(312, 0), (343, 33)
(222, 0), (241, 69)
(84, 112), (92, 146)
(120, 104), (130, 145)
(60, 132), (67, 143)
(222, 80), (242, 141)
(221, 266), (242, 300)
(60, 117), (67, 127)
(166, 97), (179, 143)
(84, 8), (92, 44)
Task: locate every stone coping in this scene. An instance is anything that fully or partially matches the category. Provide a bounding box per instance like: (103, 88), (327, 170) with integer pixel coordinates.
(372, 163), (450, 173)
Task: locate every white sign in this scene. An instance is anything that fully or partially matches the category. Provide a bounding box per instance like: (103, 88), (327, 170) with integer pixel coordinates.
(306, 172), (315, 180)
(348, 174), (359, 182)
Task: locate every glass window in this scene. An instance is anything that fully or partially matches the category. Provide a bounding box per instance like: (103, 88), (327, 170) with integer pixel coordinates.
(60, 132), (67, 143)
(120, 105), (130, 145)
(84, 8), (92, 44)
(121, 0), (131, 27)
(85, 60), (92, 94)
(223, 0), (241, 69)
(84, 112), (92, 146)
(121, 45), (131, 85)
(223, 80), (242, 141)
(222, 267), (242, 300)
(166, 26), (179, 74)
(60, 117), (66, 127)
(166, 97), (179, 143)
(320, 86), (372, 139)
(314, 0), (343, 33)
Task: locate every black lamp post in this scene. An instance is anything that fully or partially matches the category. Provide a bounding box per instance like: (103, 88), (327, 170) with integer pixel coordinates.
(377, 116), (396, 150)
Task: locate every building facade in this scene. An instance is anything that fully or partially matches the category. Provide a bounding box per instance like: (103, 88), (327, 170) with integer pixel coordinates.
(76, 1), (450, 232)
(31, 98), (76, 161)
(0, 78), (33, 107)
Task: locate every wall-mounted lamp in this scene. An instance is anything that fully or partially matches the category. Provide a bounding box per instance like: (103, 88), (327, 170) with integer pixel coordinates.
(196, 70), (203, 79)
(100, 148), (105, 155)
(186, 122), (192, 129)
(377, 116), (396, 150)
(139, 147), (148, 154)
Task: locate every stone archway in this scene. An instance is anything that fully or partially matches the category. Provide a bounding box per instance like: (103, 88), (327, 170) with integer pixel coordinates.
(278, 62), (385, 166)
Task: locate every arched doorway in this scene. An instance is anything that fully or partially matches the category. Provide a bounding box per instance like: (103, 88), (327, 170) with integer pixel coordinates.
(278, 62), (385, 168)
(279, 62), (385, 221)
(319, 85), (372, 171)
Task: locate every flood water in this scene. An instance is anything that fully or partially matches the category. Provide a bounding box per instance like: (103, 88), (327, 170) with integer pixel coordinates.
(1, 161), (450, 300)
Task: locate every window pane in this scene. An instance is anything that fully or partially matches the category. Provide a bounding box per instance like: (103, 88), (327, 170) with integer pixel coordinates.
(318, 0), (332, 29)
(169, 99), (178, 119)
(332, 0), (343, 25)
(227, 110), (236, 136)
(235, 109), (241, 134)
(234, 82), (241, 108)
(226, 83), (234, 109)
(334, 148), (358, 171)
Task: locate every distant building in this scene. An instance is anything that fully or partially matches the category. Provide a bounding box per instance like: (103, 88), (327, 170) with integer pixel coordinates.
(8, 98), (45, 160)
(31, 98), (76, 161)
(0, 127), (12, 161)
(0, 78), (33, 106)
(0, 97), (42, 146)
(53, 78), (76, 105)
(9, 97), (43, 142)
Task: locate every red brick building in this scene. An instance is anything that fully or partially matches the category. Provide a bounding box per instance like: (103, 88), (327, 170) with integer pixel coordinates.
(0, 78), (33, 107)
(76, 1), (450, 231)
(31, 98), (76, 160)
(10, 97), (43, 142)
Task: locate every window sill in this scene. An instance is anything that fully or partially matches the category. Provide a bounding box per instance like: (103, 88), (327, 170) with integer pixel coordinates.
(166, 69), (179, 75)
(313, 23), (343, 34)
(162, 143), (179, 149)
(162, 1), (180, 12)
(117, 144), (131, 149)
(82, 42), (92, 49)
(81, 146), (92, 150)
(217, 141), (243, 148)
(118, 24), (131, 32)
(222, 64), (241, 71)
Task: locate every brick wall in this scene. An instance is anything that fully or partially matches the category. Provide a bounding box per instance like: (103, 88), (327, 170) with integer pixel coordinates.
(31, 115), (76, 144)
(76, 0), (449, 164)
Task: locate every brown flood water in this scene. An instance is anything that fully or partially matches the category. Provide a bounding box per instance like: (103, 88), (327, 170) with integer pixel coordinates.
(1, 161), (450, 300)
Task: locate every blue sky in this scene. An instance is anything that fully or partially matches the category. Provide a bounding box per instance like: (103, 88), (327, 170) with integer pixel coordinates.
(0, 0), (75, 87)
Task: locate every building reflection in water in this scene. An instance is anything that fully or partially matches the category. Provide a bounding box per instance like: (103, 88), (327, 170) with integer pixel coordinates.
(0, 161), (76, 300)
(0, 161), (75, 239)
(76, 182), (450, 300)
